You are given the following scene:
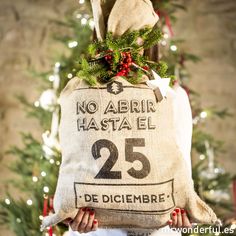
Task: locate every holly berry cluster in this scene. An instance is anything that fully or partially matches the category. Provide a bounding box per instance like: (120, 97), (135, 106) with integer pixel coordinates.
(78, 28), (166, 85)
(104, 51), (133, 77)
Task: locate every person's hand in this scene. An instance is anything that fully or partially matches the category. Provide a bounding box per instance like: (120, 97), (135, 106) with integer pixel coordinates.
(63, 207), (98, 233)
(167, 208), (192, 229)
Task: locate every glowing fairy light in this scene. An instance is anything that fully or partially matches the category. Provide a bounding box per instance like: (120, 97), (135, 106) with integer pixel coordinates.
(55, 62), (61, 68)
(43, 186), (49, 193)
(81, 18), (87, 25)
(67, 73), (73, 79)
(161, 40), (167, 46)
(163, 33), (169, 39)
(49, 75), (55, 82)
(200, 111), (208, 119)
(32, 176), (38, 182)
(56, 161), (60, 166)
(79, 0), (85, 4)
(39, 215), (44, 220)
(5, 198), (11, 205)
(68, 41), (78, 48)
(199, 154), (205, 160)
(34, 101), (40, 107)
(26, 199), (33, 205)
(170, 45), (177, 51)
(41, 171), (47, 177)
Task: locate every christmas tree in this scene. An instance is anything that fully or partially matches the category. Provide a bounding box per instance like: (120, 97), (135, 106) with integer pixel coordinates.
(0, 1), (235, 236)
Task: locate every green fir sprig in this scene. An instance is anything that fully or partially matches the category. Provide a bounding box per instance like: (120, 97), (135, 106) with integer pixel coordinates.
(77, 28), (170, 85)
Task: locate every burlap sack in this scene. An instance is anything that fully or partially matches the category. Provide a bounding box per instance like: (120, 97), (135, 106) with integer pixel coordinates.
(91, 0), (159, 40)
(42, 76), (218, 230)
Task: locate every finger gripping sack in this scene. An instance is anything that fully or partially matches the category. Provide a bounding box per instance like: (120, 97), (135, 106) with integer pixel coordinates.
(42, 77), (218, 230)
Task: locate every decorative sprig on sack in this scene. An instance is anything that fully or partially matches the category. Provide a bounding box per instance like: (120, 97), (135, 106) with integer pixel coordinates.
(77, 28), (172, 85)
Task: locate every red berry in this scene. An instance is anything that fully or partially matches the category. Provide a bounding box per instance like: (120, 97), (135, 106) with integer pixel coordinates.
(116, 72), (124, 76)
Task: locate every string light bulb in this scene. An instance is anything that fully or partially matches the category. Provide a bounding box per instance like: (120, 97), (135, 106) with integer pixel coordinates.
(43, 186), (49, 193)
(32, 176), (38, 182)
(49, 75), (55, 82)
(68, 41), (78, 48)
(55, 62), (60, 68)
(163, 33), (169, 39)
(200, 111), (208, 119)
(34, 101), (40, 107)
(199, 154), (205, 160)
(5, 198), (11, 205)
(170, 45), (177, 51)
(26, 199), (33, 205)
(81, 18), (87, 25)
(161, 40), (167, 46)
(56, 161), (60, 166)
(67, 73), (73, 79)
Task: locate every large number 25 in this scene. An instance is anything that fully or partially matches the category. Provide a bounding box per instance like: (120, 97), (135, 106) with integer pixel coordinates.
(91, 138), (151, 179)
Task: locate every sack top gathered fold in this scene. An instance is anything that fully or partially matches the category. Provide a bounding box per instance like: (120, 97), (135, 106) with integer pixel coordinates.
(91, 0), (159, 39)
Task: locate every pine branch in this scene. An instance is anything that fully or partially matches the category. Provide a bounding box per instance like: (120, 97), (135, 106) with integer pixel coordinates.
(75, 28), (169, 85)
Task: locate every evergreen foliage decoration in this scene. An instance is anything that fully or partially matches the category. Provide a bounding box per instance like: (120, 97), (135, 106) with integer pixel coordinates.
(0, 134), (62, 236)
(77, 28), (172, 85)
